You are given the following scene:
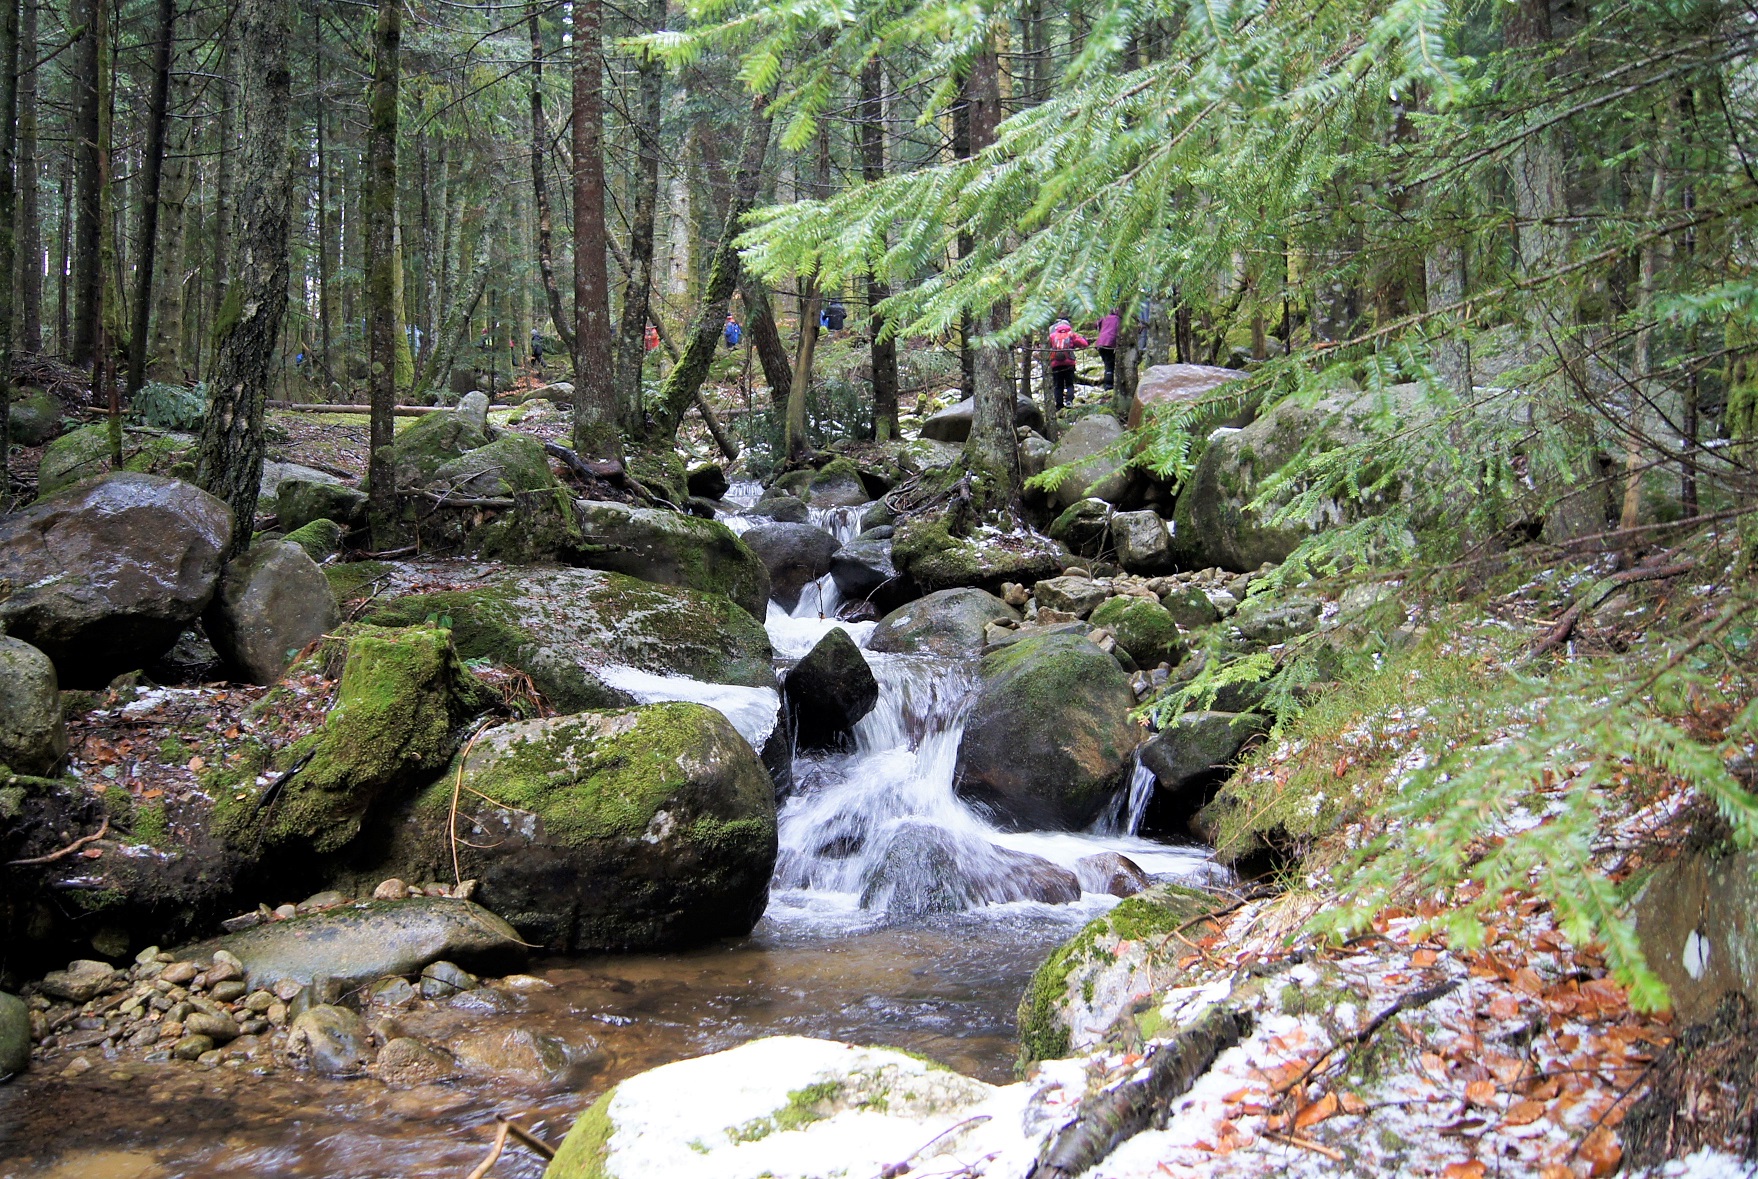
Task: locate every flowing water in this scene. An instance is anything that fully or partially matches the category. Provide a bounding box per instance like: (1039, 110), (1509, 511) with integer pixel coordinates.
(0, 490), (1217, 1178)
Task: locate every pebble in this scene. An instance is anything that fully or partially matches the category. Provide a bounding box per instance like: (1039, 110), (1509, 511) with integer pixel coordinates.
(159, 961), (198, 986)
(209, 980), (247, 1003)
(273, 904), (298, 920)
(372, 878), (409, 900)
(184, 1013), (240, 1043)
(419, 961), (477, 999)
(171, 1034), (213, 1061)
(244, 990), (275, 1014)
(298, 890), (347, 913)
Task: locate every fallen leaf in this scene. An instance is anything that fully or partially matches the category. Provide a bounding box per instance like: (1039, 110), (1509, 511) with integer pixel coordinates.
(1580, 1126), (1622, 1176)
(1412, 948), (1438, 968)
(1420, 1051), (1448, 1078)
(225, 727), (240, 739)
(1465, 1080), (1497, 1107)
(1539, 1166), (1574, 1179)
(1222, 1087), (1258, 1104)
(1442, 1163), (1486, 1179)
(1502, 1100), (1546, 1126)
(79, 847), (102, 859)
(1339, 1092), (1369, 1115)
(1294, 1091), (1338, 1129)
(141, 789), (163, 800)
(1489, 993), (1523, 1020)
(1554, 1033), (1581, 1052)
(187, 756), (205, 772)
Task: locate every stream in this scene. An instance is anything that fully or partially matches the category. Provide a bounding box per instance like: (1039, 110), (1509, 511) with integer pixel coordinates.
(0, 488), (1217, 1179)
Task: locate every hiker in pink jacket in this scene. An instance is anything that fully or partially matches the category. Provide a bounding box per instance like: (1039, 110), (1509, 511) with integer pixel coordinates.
(1095, 308), (1121, 391)
(1048, 319), (1089, 410)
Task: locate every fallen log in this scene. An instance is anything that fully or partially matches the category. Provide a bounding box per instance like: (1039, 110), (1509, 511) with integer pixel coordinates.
(266, 401), (437, 416)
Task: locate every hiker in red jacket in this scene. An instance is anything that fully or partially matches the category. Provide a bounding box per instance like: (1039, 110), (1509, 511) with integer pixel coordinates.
(1048, 318), (1089, 411)
(1095, 308), (1121, 390)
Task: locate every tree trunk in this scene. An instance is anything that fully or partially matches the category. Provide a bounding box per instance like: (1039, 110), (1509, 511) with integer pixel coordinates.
(860, 58), (898, 441)
(740, 269), (793, 409)
(412, 229), (490, 402)
(570, 0), (617, 456)
(652, 96), (771, 440)
(69, 0), (100, 366)
(17, 0), (38, 352)
(193, 0), (291, 556)
(1505, 0), (1570, 339)
(363, 0), (400, 542)
(0, 0), (16, 478)
(962, 45), (1020, 502)
(784, 122), (830, 462)
(527, 5), (571, 354)
(614, 0), (665, 435)
(210, 20), (235, 372)
(147, 67), (192, 382)
(126, 0), (175, 395)
(314, 13), (333, 387)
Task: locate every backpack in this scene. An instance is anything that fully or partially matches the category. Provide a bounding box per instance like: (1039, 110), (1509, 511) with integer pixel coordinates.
(1049, 325), (1075, 366)
(725, 321), (742, 346)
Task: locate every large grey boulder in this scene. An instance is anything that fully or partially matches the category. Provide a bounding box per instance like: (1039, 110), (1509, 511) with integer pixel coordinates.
(867, 588), (1019, 658)
(1233, 594), (1323, 645)
(954, 632), (1138, 829)
(35, 424), (195, 497)
(276, 478), (368, 532)
(1047, 414), (1131, 510)
(1126, 363), (1249, 429)
(0, 636), (66, 773)
(740, 522), (842, 612)
(749, 494), (809, 523)
(429, 434), (561, 497)
(179, 897), (526, 992)
(258, 461), (342, 514)
(574, 500), (771, 619)
(802, 459), (871, 507)
(1140, 711), (1268, 796)
(1088, 595), (1186, 668)
(1048, 498), (1114, 558)
(786, 628), (878, 749)
(367, 704), (778, 951)
(384, 406), (492, 489)
(830, 532), (907, 612)
(205, 540), (341, 684)
(918, 395), (1045, 443)
(0, 473), (232, 686)
(456, 390), (490, 433)
(1111, 509), (1174, 574)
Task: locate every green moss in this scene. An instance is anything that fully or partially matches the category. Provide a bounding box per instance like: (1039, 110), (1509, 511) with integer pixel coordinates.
(544, 1090), (617, 1179)
(284, 518), (345, 562)
(132, 800), (170, 847)
(324, 560), (392, 604)
(36, 424), (195, 498)
(626, 448), (689, 505)
(101, 784), (134, 826)
(730, 1080), (845, 1142)
(1089, 596), (1186, 668)
(157, 737), (190, 763)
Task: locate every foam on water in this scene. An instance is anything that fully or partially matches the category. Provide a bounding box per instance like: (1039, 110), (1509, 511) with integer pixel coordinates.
(595, 664), (781, 748)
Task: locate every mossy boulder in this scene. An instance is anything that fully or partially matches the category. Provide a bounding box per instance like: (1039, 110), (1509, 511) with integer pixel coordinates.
(1049, 498), (1114, 558)
(8, 387), (65, 447)
(0, 636), (66, 775)
(1089, 595), (1186, 668)
(1046, 414), (1132, 510)
(866, 588), (1018, 658)
(36, 424), (195, 498)
(626, 449), (689, 506)
(1018, 883), (1224, 1063)
(383, 407), (491, 489)
(374, 703), (777, 951)
(574, 500), (770, 619)
(686, 462), (730, 500)
(785, 628), (878, 749)
(954, 632), (1138, 830)
(276, 478), (368, 532)
(1139, 710), (1269, 828)
(358, 566), (776, 712)
(741, 522), (841, 612)
(804, 457), (869, 507)
(431, 434), (561, 498)
(890, 514), (1065, 595)
(224, 624), (497, 857)
(284, 518), (345, 563)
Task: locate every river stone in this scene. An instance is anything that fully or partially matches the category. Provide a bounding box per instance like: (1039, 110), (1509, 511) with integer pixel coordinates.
(1075, 852), (1152, 898)
(867, 588), (1019, 658)
(372, 703), (778, 952)
(35, 424), (195, 498)
(955, 632), (1138, 830)
(289, 1004), (372, 1075)
(1047, 414), (1131, 510)
(0, 990), (28, 1075)
(276, 478), (368, 532)
(749, 494), (809, 524)
(172, 1034), (214, 1061)
(419, 960), (477, 999)
(1233, 595), (1323, 645)
(803, 459), (870, 507)
(1140, 712), (1269, 798)
(917, 395), (1045, 443)
(889, 516), (1066, 595)
(574, 500), (771, 619)
(857, 823), (1080, 917)
(0, 473), (232, 686)
(178, 898), (525, 993)
(1048, 498), (1114, 558)
(686, 463), (729, 501)
(785, 629), (878, 750)
(450, 1025), (580, 1084)
(183, 1012), (240, 1043)
(358, 565), (777, 712)
(456, 391), (490, 433)
(376, 1036), (458, 1085)
(430, 434), (561, 497)
(1032, 576), (1110, 618)
(740, 523), (842, 612)
(1088, 596), (1186, 669)
(1160, 584), (1220, 629)
(203, 540), (340, 684)
(38, 959), (118, 1002)
(1110, 510), (1175, 575)
(1020, 430), (1055, 481)
(259, 460), (342, 509)
(1126, 363), (1250, 430)
(0, 636), (66, 774)
(8, 388), (64, 446)
(544, 1036), (1002, 1179)
(829, 533), (906, 612)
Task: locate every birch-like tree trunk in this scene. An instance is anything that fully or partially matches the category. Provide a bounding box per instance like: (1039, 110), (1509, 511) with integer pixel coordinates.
(148, 68), (192, 382)
(364, 0), (401, 540)
(126, 0), (176, 394)
(963, 45), (1020, 502)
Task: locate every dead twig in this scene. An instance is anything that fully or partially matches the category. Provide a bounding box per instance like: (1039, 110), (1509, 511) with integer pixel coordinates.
(450, 721), (496, 885)
(1529, 562), (1694, 658)
(873, 1115), (993, 1178)
(1264, 1130), (1346, 1161)
(498, 1116), (555, 1160)
(7, 817), (109, 866)
(464, 1121), (510, 1179)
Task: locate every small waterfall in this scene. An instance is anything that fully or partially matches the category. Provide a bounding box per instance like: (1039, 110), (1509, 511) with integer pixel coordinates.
(1091, 752), (1158, 837)
(807, 504), (866, 546)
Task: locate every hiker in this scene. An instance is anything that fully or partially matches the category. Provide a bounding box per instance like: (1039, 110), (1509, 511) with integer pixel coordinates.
(1095, 307), (1121, 391)
(825, 298), (847, 332)
(644, 323), (660, 353)
(530, 328), (544, 369)
(1047, 318), (1088, 411)
(724, 314), (742, 348)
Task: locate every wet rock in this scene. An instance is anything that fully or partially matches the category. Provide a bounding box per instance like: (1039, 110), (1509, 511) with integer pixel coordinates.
(573, 500), (771, 619)
(203, 540), (340, 684)
(829, 534), (906, 612)
(145, 626), (225, 684)
(1110, 510), (1175, 575)
(35, 424), (194, 498)
(7, 388), (65, 446)
(1233, 595), (1322, 645)
(859, 823), (1081, 916)
(1047, 415), (1131, 510)
(1160, 584), (1220, 630)
(1048, 498), (1114, 558)
(384, 406), (491, 490)
(0, 636), (67, 774)
(803, 458), (870, 508)
(288, 1004), (372, 1075)
(178, 897), (525, 992)
(208, 980), (247, 1003)
(785, 629), (879, 750)
(376, 1036), (458, 1085)
(1088, 597), (1186, 669)
(281, 518), (346, 564)
(0, 473), (232, 687)
(1126, 363), (1250, 430)
(419, 960), (476, 999)
(867, 588), (1019, 658)
(0, 991), (30, 1076)
(1140, 711), (1268, 798)
(449, 1025), (578, 1084)
(955, 633), (1138, 830)
(1032, 576), (1110, 619)
(372, 878), (409, 901)
(39, 960), (118, 1003)
(889, 516), (1066, 595)
(429, 435), (560, 499)
(171, 1034), (214, 1061)
(276, 478), (368, 533)
(749, 494), (809, 524)
(918, 395), (1044, 443)
(686, 463), (729, 501)
(740, 523), (842, 612)
(183, 1012), (240, 1043)
(370, 704), (777, 952)
(1074, 852), (1151, 898)
(369, 977), (418, 1009)
(358, 566), (777, 712)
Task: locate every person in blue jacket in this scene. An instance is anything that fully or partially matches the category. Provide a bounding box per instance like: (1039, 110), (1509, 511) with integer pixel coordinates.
(724, 314), (742, 348)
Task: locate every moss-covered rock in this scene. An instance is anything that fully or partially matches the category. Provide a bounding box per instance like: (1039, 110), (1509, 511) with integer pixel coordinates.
(358, 566), (777, 712)
(276, 478), (368, 532)
(372, 703), (777, 951)
(1090, 595), (1187, 668)
(223, 624), (497, 856)
(626, 448), (689, 506)
(284, 518), (345, 563)
(430, 433), (561, 497)
(890, 514), (1065, 595)
(0, 636), (65, 775)
(954, 632), (1138, 830)
(866, 587), (1018, 658)
(805, 457), (869, 506)
(574, 500), (770, 619)
(382, 407), (491, 489)
(1017, 882), (1223, 1063)
(36, 424), (195, 498)
(1049, 498), (1114, 558)
(8, 387), (65, 446)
